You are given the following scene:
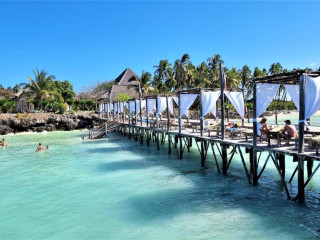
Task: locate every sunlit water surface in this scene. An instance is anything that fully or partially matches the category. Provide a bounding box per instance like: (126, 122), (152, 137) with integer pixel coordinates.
(0, 130), (320, 240)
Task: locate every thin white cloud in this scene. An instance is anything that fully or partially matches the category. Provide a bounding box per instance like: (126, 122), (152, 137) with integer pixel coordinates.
(310, 62), (318, 68)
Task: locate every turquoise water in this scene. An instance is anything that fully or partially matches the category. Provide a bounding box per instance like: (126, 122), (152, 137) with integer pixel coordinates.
(1, 131), (320, 239)
(259, 113), (320, 126)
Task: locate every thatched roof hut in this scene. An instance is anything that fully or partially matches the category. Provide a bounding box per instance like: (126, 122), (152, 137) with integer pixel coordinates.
(109, 68), (140, 101)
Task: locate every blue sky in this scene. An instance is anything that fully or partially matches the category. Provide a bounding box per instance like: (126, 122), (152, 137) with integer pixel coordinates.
(1, 1), (320, 92)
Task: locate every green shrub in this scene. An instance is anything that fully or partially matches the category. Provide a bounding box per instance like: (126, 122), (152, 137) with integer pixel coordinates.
(71, 110), (76, 114)
(116, 93), (131, 102)
(267, 100), (296, 111)
(0, 99), (15, 113)
(58, 103), (68, 114)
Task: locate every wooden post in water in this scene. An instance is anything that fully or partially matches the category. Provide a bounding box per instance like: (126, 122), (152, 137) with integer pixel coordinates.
(166, 95), (171, 154)
(279, 153), (285, 178)
(155, 96), (160, 150)
(200, 89), (205, 167)
(128, 102), (131, 139)
(178, 93), (183, 159)
(146, 98), (149, 128)
(146, 98), (150, 146)
(298, 74), (306, 202)
(252, 82), (258, 185)
(166, 95), (170, 131)
(307, 160), (313, 178)
(139, 96), (142, 127)
(156, 96), (159, 129)
(200, 90), (204, 137)
(219, 63), (227, 174)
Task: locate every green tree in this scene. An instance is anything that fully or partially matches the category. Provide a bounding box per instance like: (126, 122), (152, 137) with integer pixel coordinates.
(20, 69), (62, 109)
(207, 54), (223, 88)
(164, 69), (176, 91)
(238, 65), (251, 89)
(152, 60), (172, 92)
(194, 62), (210, 88)
(269, 62), (283, 74)
(174, 53), (191, 90)
(116, 93), (132, 101)
(98, 80), (116, 92)
(129, 71), (153, 97)
(226, 67), (241, 89)
(54, 80), (76, 102)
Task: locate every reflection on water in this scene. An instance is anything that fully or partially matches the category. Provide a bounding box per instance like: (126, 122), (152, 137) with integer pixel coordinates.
(0, 131), (319, 240)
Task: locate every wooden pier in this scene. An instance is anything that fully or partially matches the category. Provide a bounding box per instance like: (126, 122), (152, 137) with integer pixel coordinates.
(101, 120), (320, 203)
(99, 69), (320, 202)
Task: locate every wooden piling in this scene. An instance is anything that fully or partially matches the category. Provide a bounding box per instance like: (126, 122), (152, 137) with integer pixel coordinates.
(278, 153), (285, 178)
(298, 74), (306, 202)
(307, 160), (313, 178)
(166, 95), (170, 131)
(252, 82), (258, 185)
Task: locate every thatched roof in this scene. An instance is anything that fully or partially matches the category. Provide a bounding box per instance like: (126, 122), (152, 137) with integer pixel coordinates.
(115, 68), (140, 86)
(109, 85), (139, 101)
(106, 68), (140, 101)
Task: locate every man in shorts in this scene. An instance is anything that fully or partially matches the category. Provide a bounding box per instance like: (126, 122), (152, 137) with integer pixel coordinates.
(282, 120), (298, 145)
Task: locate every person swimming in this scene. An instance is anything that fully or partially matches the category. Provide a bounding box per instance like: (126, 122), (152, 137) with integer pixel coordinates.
(36, 143), (45, 152)
(1, 138), (6, 147)
(46, 145), (50, 150)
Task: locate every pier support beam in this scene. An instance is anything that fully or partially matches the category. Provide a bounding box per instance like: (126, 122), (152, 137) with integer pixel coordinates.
(168, 133), (171, 154)
(222, 143), (228, 174)
(307, 160), (313, 178)
(279, 153), (285, 178)
(298, 74), (306, 202)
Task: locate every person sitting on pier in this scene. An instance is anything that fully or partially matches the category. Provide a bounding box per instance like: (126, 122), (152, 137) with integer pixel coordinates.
(281, 120), (298, 145)
(257, 118), (269, 142)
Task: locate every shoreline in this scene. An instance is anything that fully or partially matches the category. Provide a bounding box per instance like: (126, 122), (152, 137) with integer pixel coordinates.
(0, 112), (99, 135)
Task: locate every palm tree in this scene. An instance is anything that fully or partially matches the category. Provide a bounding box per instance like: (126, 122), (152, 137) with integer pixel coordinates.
(20, 69), (62, 104)
(238, 65), (251, 89)
(244, 67), (268, 100)
(268, 62), (283, 74)
(164, 69), (176, 91)
(154, 60), (172, 82)
(194, 62), (210, 88)
(134, 71), (153, 97)
(174, 54), (191, 90)
(207, 54), (223, 88)
(226, 67), (241, 89)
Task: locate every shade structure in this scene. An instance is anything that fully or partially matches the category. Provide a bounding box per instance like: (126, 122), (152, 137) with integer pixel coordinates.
(168, 97), (178, 115)
(156, 97), (167, 116)
(224, 91), (245, 118)
(179, 94), (198, 118)
(128, 101), (135, 115)
(201, 91), (221, 117)
(256, 84), (280, 118)
(146, 98), (156, 115)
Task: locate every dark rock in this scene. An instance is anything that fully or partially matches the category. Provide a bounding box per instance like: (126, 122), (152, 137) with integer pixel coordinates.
(0, 125), (13, 135)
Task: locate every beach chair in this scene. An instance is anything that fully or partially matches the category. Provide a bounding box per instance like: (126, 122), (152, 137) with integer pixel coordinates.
(207, 122), (221, 137)
(168, 119), (179, 130)
(307, 136), (320, 155)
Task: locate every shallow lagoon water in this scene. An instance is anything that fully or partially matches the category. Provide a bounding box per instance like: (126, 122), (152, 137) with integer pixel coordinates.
(0, 131), (320, 239)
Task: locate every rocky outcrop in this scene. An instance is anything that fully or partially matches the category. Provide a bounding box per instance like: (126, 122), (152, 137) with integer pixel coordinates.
(0, 113), (100, 135)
